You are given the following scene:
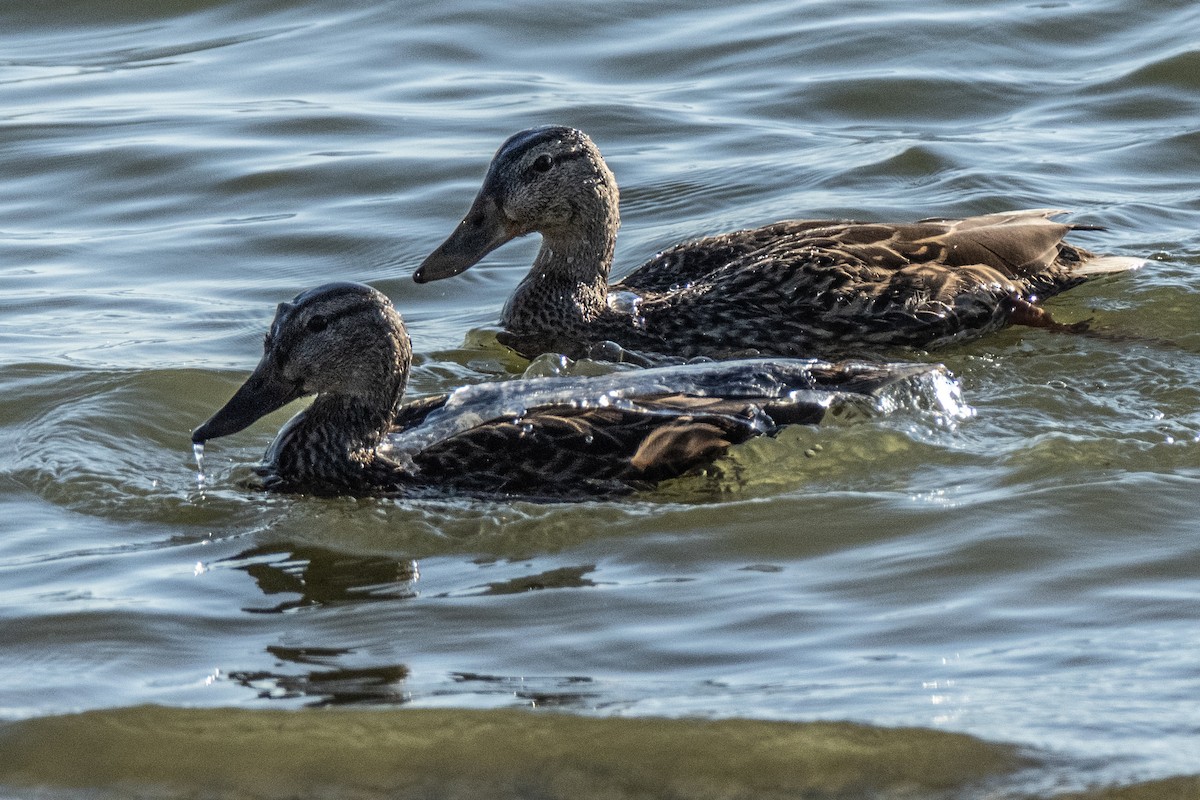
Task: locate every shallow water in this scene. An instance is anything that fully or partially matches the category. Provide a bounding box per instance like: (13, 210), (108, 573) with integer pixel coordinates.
(1, 0), (1199, 797)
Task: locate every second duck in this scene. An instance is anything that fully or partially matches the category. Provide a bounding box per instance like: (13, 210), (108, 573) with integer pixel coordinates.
(414, 126), (1143, 361)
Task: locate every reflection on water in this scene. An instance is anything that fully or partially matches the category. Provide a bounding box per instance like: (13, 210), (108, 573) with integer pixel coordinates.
(224, 543), (419, 613)
(472, 564), (598, 596)
(448, 672), (600, 709)
(218, 545), (419, 705)
(230, 646), (411, 707)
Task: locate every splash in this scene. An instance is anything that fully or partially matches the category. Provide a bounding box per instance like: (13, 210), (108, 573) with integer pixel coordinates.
(926, 368), (975, 425)
(872, 366), (974, 428)
(385, 359), (951, 460)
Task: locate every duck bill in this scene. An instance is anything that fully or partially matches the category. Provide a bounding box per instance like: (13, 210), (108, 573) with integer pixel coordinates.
(192, 360), (302, 444)
(413, 191), (520, 283)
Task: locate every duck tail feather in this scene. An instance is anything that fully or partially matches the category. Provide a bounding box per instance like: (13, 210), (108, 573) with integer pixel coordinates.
(1070, 255), (1146, 276)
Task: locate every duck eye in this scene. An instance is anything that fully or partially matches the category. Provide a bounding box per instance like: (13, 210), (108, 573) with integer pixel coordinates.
(531, 154), (554, 173)
(306, 315), (328, 333)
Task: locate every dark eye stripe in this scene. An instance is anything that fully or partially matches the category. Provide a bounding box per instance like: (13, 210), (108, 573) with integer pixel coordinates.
(523, 148), (587, 177)
(271, 301), (376, 367)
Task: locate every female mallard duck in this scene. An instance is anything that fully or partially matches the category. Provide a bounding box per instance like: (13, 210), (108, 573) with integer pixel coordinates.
(192, 282), (946, 498)
(414, 126), (1142, 361)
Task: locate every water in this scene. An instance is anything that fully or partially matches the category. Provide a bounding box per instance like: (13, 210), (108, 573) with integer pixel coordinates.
(1, 0), (1198, 797)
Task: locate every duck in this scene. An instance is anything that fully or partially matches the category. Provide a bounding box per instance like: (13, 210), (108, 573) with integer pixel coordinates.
(191, 282), (947, 499)
(413, 126), (1143, 361)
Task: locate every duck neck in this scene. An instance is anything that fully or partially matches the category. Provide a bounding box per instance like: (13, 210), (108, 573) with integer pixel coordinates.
(267, 386), (405, 493)
(502, 195), (620, 335)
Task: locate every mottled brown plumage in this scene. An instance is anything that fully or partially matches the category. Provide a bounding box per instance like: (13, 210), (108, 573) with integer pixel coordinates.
(192, 282), (944, 498)
(414, 126), (1142, 360)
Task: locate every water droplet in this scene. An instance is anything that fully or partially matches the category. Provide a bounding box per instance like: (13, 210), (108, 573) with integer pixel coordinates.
(192, 442), (206, 486)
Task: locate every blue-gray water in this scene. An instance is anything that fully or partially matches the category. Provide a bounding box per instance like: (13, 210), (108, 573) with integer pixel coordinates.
(1, 0), (1198, 797)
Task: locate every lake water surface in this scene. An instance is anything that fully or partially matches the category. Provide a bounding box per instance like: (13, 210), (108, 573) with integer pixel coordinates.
(1, 1), (1198, 797)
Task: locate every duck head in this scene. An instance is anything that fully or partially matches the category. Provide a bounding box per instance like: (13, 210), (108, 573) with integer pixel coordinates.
(192, 282), (411, 445)
(413, 126), (619, 283)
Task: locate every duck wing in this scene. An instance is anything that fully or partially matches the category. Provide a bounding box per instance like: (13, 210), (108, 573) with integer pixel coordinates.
(391, 359), (940, 498)
(620, 210), (1140, 353)
(897, 208), (1140, 286)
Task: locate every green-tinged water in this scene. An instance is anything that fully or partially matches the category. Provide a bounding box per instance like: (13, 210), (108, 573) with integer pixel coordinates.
(1, 0), (1198, 797)
(0, 707), (1197, 800)
(0, 707), (1027, 799)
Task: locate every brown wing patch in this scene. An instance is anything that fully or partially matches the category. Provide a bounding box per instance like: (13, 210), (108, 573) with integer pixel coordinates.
(628, 421), (734, 474)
